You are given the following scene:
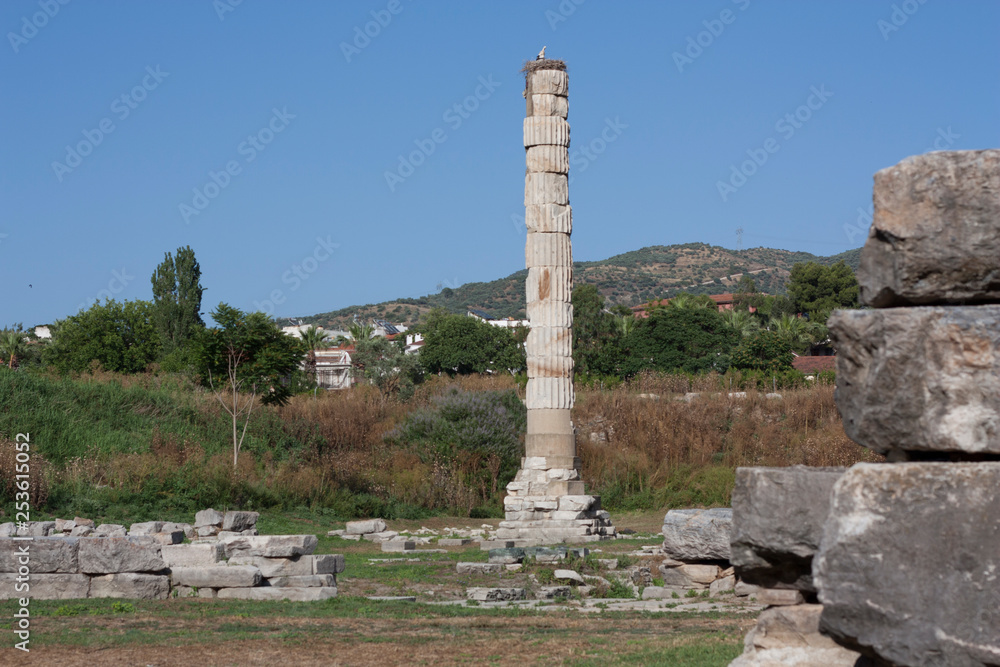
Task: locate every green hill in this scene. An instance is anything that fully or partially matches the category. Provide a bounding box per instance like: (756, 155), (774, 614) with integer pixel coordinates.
(302, 243), (861, 329)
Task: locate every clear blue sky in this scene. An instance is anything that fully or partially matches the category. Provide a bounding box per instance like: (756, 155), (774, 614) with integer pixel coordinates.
(2, 0), (998, 328)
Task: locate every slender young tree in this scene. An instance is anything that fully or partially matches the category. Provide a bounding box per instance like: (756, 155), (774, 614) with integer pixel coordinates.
(151, 246), (205, 352)
(299, 325), (330, 380)
(0, 331), (26, 369)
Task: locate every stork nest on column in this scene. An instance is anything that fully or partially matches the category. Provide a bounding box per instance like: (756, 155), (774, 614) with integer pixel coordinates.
(520, 58), (567, 78)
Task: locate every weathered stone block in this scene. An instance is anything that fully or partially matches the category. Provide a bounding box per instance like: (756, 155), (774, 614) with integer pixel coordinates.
(525, 203), (572, 234)
(756, 588), (805, 607)
(128, 521), (163, 536)
(266, 574), (335, 588)
(526, 326), (572, 359)
(529, 93), (568, 118)
(524, 172), (569, 206)
(488, 548), (525, 564)
(229, 555), (312, 578)
(312, 554), (345, 575)
(730, 604), (862, 667)
(815, 462), (1000, 667)
(661, 508), (732, 561)
(456, 562), (503, 575)
(526, 145), (569, 173)
(709, 574), (736, 596)
(95, 524), (127, 537)
(829, 306), (1000, 456)
(149, 531), (184, 545)
(216, 586), (337, 601)
(70, 526), (93, 537)
(0, 523), (14, 537)
(54, 519), (76, 533)
(381, 541), (415, 552)
(161, 543), (225, 568)
(536, 586), (572, 599)
(222, 511), (259, 532)
(0, 536), (78, 573)
(528, 69), (569, 96)
(173, 585), (216, 598)
(344, 519), (386, 535)
(194, 509), (223, 528)
(523, 116), (570, 147)
(525, 377), (574, 410)
(0, 573), (90, 600)
(78, 537), (165, 574)
(730, 466), (846, 592)
(169, 565), (261, 588)
(859, 149), (1000, 307)
(89, 573), (169, 600)
(466, 587), (526, 602)
(161, 522), (194, 539)
(526, 266), (572, 303)
(196, 525), (219, 538)
(361, 530), (399, 542)
(219, 535), (317, 559)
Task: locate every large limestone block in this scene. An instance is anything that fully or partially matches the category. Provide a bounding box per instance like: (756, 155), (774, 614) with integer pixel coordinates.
(89, 573), (169, 600)
(730, 466), (846, 592)
(525, 172), (569, 206)
(526, 377), (574, 410)
(170, 565), (262, 588)
(194, 508), (224, 528)
(222, 511), (259, 532)
(530, 93), (568, 118)
(528, 69), (569, 96)
(216, 586), (337, 601)
(730, 604), (861, 667)
(79, 537), (165, 574)
(526, 145), (569, 173)
(525, 204), (572, 234)
(0, 573), (90, 600)
(313, 554), (345, 575)
(526, 267), (572, 303)
(859, 149), (1000, 307)
(523, 116), (570, 147)
(345, 519), (386, 535)
(128, 521), (163, 536)
(527, 356), (574, 379)
(829, 306), (1000, 456)
(0, 536), (79, 573)
(266, 574), (336, 588)
(525, 231), (572, 268)
(526, 326), (572, 359)
(815, 462), (1000, 667)
(229, 555), (313, 578)
(526, 300), (573, 328)
(161, 543), (225, 568)
(219, 534), (318, 559)
(662, 508), (732, 561)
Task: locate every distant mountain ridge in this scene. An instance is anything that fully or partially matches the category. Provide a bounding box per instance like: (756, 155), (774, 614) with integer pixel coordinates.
(302, 243), (861, 330)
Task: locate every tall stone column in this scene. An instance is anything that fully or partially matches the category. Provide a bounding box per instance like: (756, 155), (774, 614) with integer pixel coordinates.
(498, 56), (615, 545)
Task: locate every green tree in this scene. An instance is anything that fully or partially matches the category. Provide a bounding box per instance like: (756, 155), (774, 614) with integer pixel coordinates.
(770, 313), (821, 354)
(352, 335), (422, 401)
(420, 314), (525, 376)
(787, 261), (859, 320)
(44, 300), (161, 374)
(731, 330), (794, 373)
(299, 326), (330, 380)
(150, 246), (205, 353)
(665, 293), (717, 310)
(622, 308), (737, 377)
(572, 285), (617, 377)
(194, 304), (304, 465)
(348, 320), (374, 344)
(0, 331), (27, 369)
(720, 308), (760, 338)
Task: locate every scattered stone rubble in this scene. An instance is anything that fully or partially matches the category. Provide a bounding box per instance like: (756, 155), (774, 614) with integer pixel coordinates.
(0, 509), (341, 601)
(653, 508), (752, 600)
(729, 149), (1000, 667)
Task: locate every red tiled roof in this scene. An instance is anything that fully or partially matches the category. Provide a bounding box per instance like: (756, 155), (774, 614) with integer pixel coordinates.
(792, 356), (837, 373)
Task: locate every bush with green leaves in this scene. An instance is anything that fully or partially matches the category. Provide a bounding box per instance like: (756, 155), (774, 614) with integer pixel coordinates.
(386, 388), (526, 497)
(731, 330), (793, 373)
